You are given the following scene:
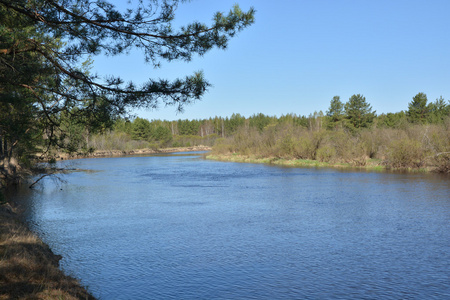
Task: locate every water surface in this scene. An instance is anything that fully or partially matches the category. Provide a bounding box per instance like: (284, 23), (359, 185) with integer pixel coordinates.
(15, 152), (450, 299)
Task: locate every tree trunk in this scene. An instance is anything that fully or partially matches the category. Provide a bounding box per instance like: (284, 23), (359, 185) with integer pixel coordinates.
(221, 119), (224, 137)
(0, 136), (3, 159)
(3, 138), (7, 159)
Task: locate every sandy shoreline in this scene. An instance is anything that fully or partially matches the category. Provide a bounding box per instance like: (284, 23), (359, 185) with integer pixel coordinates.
(55, 145), (212, 160)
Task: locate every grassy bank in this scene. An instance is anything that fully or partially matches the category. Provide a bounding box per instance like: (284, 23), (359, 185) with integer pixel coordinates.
(0, 202), (96, 300)
(206, 154), (410, 172)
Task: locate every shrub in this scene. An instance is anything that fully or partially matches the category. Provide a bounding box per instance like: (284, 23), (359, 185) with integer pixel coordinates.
(295, 138), (315, 159)
(426, 123), (450, 172)
(212, 138), (234, 154)
(431, 153), (450, 173)
(328, 130), (353, 162)
(386, 138), (427, 168)
(316, 145), (336, 162)
(360, 129), (381, 158)
(277, 135), (296, 158)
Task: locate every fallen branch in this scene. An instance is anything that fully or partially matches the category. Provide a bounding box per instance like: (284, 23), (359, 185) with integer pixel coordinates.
(426, 151), (450, 159)
(434, 151), (450, 157)
(29, 173), (52, 189)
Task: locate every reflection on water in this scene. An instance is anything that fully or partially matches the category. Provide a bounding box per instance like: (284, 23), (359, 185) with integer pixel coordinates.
(13, 152), (450, 299)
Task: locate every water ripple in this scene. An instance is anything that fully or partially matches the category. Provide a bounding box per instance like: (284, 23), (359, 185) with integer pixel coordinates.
(15, 153), (450, 299)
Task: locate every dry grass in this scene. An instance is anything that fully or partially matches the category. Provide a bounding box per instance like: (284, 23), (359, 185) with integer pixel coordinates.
(0, 204), (96, 300)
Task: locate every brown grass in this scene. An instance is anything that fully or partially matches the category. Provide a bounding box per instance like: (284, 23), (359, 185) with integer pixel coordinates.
(0, 203), (96, 300)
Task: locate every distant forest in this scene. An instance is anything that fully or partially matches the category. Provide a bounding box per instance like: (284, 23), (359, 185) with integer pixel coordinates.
(79, 92), (448, 146)
(78, 93), (449, 172)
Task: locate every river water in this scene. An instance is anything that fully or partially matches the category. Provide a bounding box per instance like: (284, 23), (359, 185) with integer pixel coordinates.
(14, 152), (450, 299)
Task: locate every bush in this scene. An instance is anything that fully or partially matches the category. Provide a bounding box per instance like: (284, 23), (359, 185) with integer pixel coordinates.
(427, 123), (450, 172)
(294, 138), (314, 159)
(316, 145), (336, 162)
(328, 130), (353, 162)
(360, 130), (381, 158)
(386, 138), (427, 168)
(212, 138), (235, 154)
(277, 135), (296, 158)
(431, 153), (450, 173)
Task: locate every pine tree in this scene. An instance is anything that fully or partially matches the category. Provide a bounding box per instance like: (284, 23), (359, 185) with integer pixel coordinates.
(344, 94), (376, 130)
(326, 96), (344, 129)
(427, 96), (449, 124)
(407, 93), (429, 124)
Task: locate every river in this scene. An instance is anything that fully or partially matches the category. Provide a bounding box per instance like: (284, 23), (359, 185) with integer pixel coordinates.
(14, 152), (450, 299)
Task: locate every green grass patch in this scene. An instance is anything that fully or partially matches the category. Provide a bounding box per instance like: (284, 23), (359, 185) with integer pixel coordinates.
(206, 154), (395, 173)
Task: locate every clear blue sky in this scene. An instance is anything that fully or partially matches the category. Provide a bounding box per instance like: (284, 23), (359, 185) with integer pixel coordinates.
(94, 0), (450, 121)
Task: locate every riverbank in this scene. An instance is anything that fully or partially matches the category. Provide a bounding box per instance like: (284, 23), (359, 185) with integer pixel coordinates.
(54, 145), (212, 160)
(206, 153), (434, 173)
(0, 202), (96, 299)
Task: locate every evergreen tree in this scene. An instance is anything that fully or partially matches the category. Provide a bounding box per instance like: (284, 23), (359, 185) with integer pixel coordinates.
(407, 93), (429, 124)
(344, 94), (376, 130)
(427, 96), (450, 124)
(225, 113), (246, 135)
(376, 112), (407, 128)
(132, 118), (152, 141)
(152, 126), (173, 146)
(249, 113), (272, 132)
(326, 96), (344, 129)
(113, 119), (133, 135)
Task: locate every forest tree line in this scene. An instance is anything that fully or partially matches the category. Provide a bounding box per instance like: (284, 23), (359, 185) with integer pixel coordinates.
(78, 92), (438, 134)
(76, 92), (450, 172)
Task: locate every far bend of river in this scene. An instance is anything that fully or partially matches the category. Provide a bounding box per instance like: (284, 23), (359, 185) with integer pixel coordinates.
(13, 152), (450, 299)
